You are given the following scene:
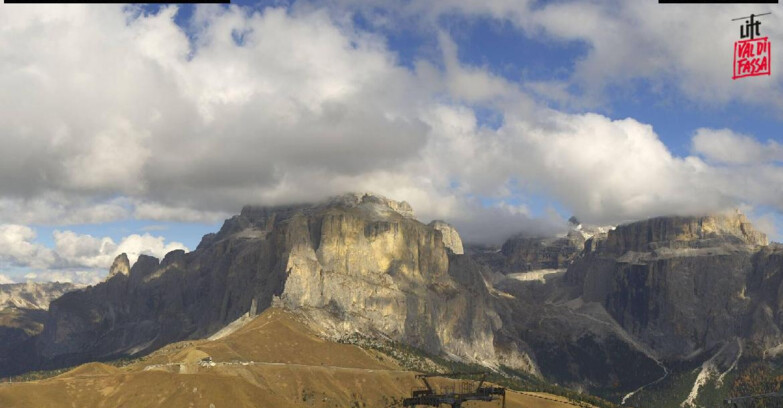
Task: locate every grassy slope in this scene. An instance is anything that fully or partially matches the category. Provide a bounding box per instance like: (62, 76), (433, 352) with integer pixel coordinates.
(0, 308), (601, 408)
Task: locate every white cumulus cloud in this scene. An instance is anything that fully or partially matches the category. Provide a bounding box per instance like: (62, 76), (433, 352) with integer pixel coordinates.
(53, 230), (187, 269)
(0, 224), (187, 283)
(0, 3), (782, 246)
(692, 128), (783, 165)
(0, 225), (59, 270)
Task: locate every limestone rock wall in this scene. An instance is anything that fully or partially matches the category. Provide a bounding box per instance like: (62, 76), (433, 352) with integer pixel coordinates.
(499, 230), (585, 272)
(604, 212), (767, 255)
(278, 199), (500, 365)
(428, 220), (464, 255)
(567, 212), (778, 360)
(27, 193), (521, 376)
(107, 254), (130, 278)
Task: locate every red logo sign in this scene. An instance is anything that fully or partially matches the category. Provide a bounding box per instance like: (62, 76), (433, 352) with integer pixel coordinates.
(733, 37), (771, 79)
(732, 13), (772, 80)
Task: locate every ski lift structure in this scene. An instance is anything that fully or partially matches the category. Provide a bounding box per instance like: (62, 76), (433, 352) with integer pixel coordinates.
(402, 372), (506, 408)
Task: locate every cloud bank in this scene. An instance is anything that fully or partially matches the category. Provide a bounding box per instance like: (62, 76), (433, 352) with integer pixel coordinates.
(0, 2), (782, 260)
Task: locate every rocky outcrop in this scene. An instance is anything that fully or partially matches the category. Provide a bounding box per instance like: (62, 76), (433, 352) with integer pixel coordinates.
(107, 253), (130, 278)
(603, 212), (767, 255)
(26, 193), (523, 376)
(37, 224), (290, 367)
(328, 192), (415, 218)
(565, 212), (776, 360)
(428, 220), (464, 254)
(499, 230), (585, 272)
(273, 197), (500, 364)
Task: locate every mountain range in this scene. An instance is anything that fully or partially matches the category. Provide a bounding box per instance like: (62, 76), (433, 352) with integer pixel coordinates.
(1, 193), (781, 407)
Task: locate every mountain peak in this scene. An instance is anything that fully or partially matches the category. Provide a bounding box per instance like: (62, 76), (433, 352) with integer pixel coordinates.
(428, 220), (464, 254)
(326, 192), (415, 218)
(604, 211), (768, 254)
(108, 253), (130, 278)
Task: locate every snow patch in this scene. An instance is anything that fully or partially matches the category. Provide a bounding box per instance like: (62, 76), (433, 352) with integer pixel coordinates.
(506, 269), (565, 284)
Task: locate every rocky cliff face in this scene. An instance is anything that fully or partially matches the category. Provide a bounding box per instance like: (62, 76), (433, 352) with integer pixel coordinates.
(470, 211), (783, 401)
(28, 193), (527, 375)
(0, 282), (81, 373)
(500, 230), (586, 272)
(107, 253), (130, 278)
(428, 220), (464, 255)
(603, 212), (767, 254)
(563, 213), (773, 359)
(272, 196), (502, 364)
(466, 228), (588, 277)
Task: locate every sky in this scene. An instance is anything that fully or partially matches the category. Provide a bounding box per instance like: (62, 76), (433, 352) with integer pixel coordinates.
(1, 0), (783, 284)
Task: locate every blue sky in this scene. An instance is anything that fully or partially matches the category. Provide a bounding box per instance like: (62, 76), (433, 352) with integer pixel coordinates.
(1, 1), (782, 283)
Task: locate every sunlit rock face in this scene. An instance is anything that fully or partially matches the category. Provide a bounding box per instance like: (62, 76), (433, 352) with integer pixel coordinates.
(29, 193), (529, 375)
(603, 212), (767, 255)
(271, 194), (500, 365)
(107, 253), (130, 278)
(428, 220), (464, 255)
